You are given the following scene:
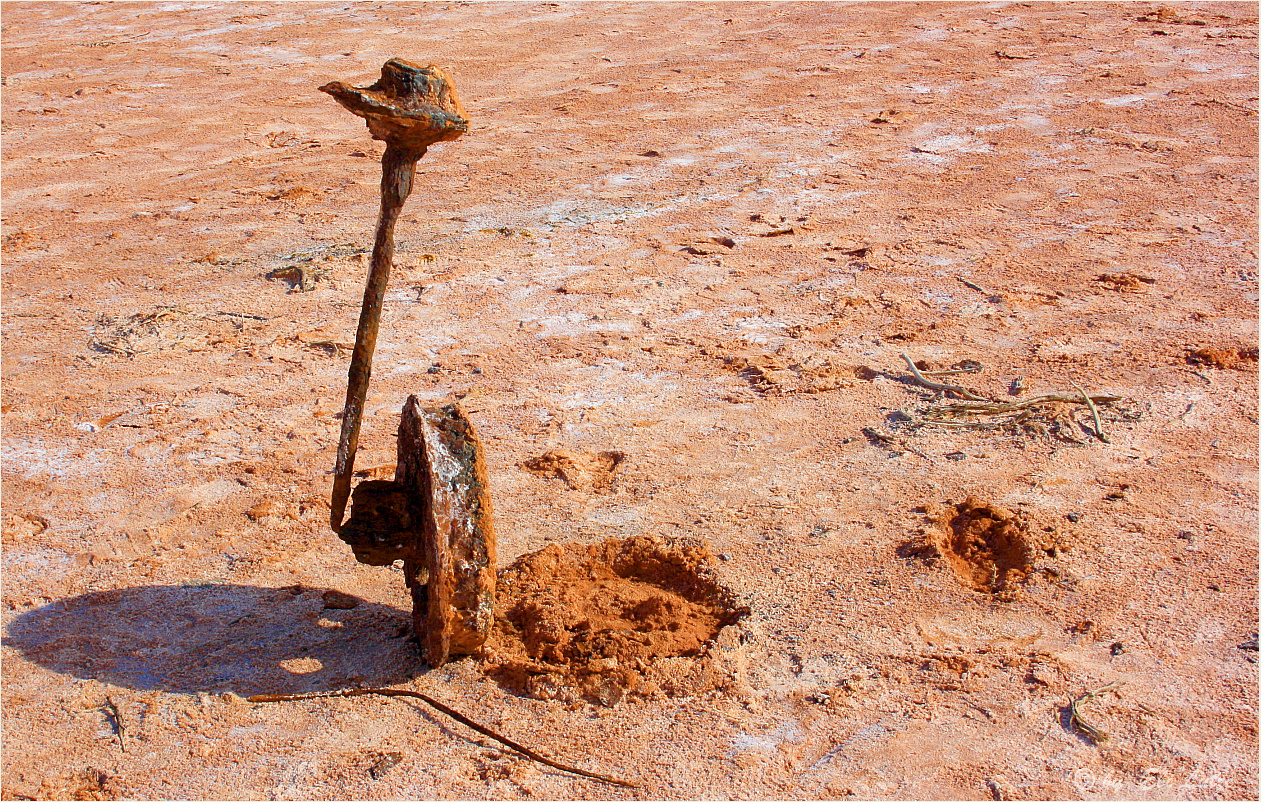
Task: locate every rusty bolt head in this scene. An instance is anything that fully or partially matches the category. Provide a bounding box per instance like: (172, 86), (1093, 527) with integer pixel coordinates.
(320, 58), (469, 153)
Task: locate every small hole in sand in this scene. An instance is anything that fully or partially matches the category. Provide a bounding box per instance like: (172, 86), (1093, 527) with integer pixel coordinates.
(483, 535), (747, 705)
(932, 497), (1033, 595)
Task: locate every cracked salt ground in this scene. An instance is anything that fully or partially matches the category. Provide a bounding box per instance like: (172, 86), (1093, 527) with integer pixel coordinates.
(2, 1), (1257, 798)
(731, 721), (806, 760)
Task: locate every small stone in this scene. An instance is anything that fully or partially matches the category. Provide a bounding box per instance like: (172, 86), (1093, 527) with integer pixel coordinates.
(591, 678), (624, 708)
(322, 590), (361, 609)
(1066, 512), (1080, 523)
(369, 752), (404, 780)
(247, 498), (288, 521)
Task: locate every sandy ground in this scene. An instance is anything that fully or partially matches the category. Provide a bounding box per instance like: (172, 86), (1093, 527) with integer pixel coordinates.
(2, 2), (1258, 799)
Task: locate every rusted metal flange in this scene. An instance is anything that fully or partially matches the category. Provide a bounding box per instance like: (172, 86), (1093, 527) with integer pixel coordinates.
(337, 398), (495, 668)
(397, 398), (496, 667)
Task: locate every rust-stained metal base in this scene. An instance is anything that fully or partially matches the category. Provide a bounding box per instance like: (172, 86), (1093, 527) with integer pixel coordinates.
(336, 397), (496, 668)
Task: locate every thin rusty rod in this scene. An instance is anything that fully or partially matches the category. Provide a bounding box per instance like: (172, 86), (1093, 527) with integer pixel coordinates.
(248, 687), (636, 788)
(331, 143), (423, 531)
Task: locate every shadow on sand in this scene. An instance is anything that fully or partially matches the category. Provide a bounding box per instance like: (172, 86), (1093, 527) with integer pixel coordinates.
(3, 583), (426, 695)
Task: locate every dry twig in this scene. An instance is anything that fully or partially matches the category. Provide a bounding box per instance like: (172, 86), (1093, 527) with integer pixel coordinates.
(102, 696), (126, 753)
(1072, 383), (1110, 443)
(956, 276), (991, 294)
(1069, 681), (1122, 744)
(900, 354), (990, 401)
(248, 688), (635, 788)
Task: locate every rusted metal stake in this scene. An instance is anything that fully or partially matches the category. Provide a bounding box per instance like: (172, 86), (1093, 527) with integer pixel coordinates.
(320, 59), (469, 532)
(318, 61), (491, 668)
(330, 143), (418, 532)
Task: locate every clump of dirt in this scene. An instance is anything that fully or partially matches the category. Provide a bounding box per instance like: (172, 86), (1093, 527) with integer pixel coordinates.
(32, 767), (115, 801)
(724, 350), (873, 394)
(483, 535), (746, 706)
(1095, 272), (1156, 291)
(928, 497), (1034, 595)
(1187, 345), (1259, 371)
(521, 449), (625, 491)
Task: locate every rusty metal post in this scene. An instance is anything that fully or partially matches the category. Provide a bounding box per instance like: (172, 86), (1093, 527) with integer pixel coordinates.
(319, 59), (469, 533)
(318, 61), (492, 668)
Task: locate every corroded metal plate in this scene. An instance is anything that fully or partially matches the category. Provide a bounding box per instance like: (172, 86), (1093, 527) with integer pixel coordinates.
(335, 397), (496, 668)
(396, 398), (496, 667)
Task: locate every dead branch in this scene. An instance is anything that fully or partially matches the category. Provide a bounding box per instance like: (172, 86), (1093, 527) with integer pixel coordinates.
(248, 687), (636, 788)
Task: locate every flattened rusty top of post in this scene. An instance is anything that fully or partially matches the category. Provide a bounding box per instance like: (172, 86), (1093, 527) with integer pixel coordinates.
(320, 58), (469, 153)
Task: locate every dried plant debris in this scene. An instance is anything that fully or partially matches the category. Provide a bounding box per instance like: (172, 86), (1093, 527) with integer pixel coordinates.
(726, 351), (876, 395)
(913, 392), (1135, 443)
(88, 306), (268, 358)
(1069, 681), (1123, 745)
(266, 242), (367, 291)
(89, 306), (189, 356)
